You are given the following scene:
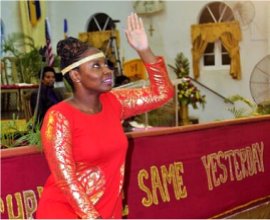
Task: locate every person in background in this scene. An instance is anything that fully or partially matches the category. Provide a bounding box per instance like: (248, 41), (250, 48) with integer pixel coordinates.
(36, 13), (174, 219)
(30, 66), (64, 124)
(114, 75), (130, 87)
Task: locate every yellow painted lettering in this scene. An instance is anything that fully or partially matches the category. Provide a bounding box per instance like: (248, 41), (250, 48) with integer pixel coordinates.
(239, 148), (249, 178)
(151, 166), (166, 205)
(174, 162), (187, 199)
(217, 151), (227, 184)
(201, 155), (214, 191)
(224, 150), (235, 181)
(257, 142), (264, 172)
(0, 197), (4, 214)
(23, 190), (37, 219)
(210, 153), (221, 187)
(233, 150), (243, 181)
(160, 164), (173, 202)
(246, 146), (255, 176)
(6, 193), (24, 219)
(138, 169), (153, 207)
(37, 186), (44, 199)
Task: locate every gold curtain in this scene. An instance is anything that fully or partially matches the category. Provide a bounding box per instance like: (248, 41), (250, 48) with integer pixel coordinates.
(191, 35), (208, 79)
(220, 32), (241, 79)
(79, 30), (121, 69)
(191, 21), (242, 79)
(78, 30), (120, 50)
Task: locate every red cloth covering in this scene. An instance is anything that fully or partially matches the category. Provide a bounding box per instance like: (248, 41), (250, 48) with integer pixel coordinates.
(1, 153), (50, 219)
(123, 119), (270, 218)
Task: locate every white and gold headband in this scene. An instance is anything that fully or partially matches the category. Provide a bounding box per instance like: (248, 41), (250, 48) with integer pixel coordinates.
(61, 52), (105, 75)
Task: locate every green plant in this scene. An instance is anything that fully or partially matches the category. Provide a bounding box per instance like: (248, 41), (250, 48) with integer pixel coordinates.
(0, 114), (27, 148)
(2, 32), (60, 83)
(2, 33), (44, 83)
(0, 114), (42, 149)
(257, 104), (270, 115)
(134, 100), (176, 126)
(169, 52), (190, 78)
(168, 52), (206, 109)
(15, 122), (42, 150)
(224, 95), (270, 118)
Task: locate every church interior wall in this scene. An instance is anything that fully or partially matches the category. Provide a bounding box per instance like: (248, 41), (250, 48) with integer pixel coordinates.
(1, 0), (269, 123)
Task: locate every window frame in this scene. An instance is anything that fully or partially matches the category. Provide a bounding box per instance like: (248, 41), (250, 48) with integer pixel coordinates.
(199, 2), (234, 70)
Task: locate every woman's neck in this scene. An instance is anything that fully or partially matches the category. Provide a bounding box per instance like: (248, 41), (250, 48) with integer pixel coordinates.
(69, 94), (102, 114)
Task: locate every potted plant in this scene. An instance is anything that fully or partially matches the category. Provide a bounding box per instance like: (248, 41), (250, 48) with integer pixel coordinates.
(169, 52), (206, 125)
(2, 32), (45, 83)
(225, 95), (270, 118)
(0, 113), (42, 149)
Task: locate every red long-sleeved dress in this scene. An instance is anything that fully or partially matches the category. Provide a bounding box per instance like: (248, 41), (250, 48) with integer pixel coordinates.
(36, 57), (174, 219)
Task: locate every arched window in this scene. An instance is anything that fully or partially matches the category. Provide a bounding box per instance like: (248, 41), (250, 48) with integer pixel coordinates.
(199, 1), (235, 67)
(191, 1), (242, 80)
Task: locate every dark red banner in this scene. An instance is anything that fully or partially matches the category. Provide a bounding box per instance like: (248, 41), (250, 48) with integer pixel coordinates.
(123, 119), (270, 218)
(1, 117), (270, 219)
(1, 152), (50, 219)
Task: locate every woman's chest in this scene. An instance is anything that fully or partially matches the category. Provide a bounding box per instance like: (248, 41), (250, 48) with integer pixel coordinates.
(71, 112), (128, 162)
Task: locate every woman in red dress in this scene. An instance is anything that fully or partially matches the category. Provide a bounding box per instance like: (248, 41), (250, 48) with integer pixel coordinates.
(36, 13), (174, 219)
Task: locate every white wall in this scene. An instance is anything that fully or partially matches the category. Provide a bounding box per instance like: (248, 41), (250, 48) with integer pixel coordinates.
(1, 0), (22, 34)
(1, 0), (269, 123)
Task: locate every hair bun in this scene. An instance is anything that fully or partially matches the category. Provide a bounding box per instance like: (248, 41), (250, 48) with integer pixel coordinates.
(57, 37), (90, 69)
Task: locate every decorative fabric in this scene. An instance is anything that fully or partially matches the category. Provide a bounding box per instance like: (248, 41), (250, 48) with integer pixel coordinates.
(123, 59), (147, 80)
(79, 30), (120, 49)
(19, 1), (46, 49)
(191, 21), (242, 79)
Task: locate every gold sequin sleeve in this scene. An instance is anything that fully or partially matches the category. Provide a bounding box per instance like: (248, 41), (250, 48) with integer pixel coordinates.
(112, 57), (174, 119)
(41, 110), (100, 219)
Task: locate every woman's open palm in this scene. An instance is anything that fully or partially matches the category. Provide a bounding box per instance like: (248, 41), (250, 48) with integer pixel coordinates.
(125, 13), (148, 51)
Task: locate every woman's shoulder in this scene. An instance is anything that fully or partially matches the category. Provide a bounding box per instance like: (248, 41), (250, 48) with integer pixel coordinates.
(46, 101), (74, 117)
(49, 100), (69, 109)
(102, 92), (121, 108)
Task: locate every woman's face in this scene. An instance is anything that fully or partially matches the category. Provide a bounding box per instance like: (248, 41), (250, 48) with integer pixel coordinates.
(75, 49), (114, 93)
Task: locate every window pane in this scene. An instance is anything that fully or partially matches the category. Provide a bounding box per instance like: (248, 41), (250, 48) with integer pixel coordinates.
(208, 2), (221, 22)
(204, 55), (215, 66)
(199, 9), (213, 23)
(199, 2), (235, 23)
(222, 54), (231, 65)
(221, 7), (235, 22)
(205, 43), (214, 53)
(221, 44), (228, 52)
(221, 44), (231, 65)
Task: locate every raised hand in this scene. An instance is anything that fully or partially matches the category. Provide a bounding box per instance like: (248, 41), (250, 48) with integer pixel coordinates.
(125, 13), (156, 63)
(125, 13), (149, 52)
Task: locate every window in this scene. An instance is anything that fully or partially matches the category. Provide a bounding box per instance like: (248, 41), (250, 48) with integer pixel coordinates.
(199, 2), (235, 68)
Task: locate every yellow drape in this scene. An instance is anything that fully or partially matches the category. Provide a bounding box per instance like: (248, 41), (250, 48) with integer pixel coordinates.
(19, 0), (46, 50)
(123, 59), (147, 80)
(79, 30), (120, 49)
(79, 30), (121, 67)
(191, 21), (242, 80)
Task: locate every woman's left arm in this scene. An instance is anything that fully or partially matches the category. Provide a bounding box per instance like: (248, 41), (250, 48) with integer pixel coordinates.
(112, 57), (174, 120)
(111, 13), (174, 119)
